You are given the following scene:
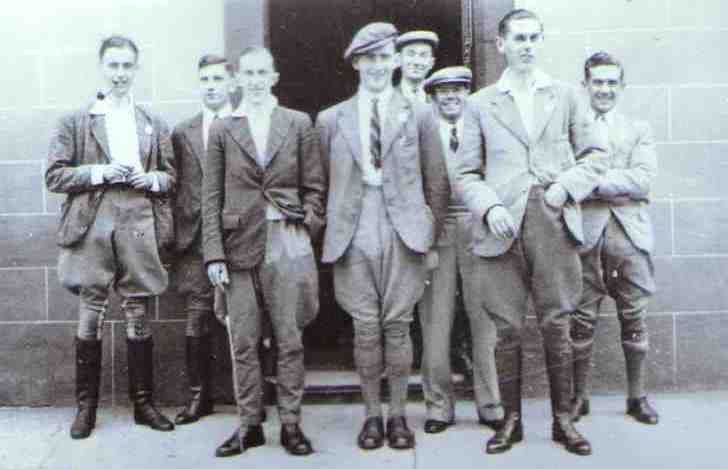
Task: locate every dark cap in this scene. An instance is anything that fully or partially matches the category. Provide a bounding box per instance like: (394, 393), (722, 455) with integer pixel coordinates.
(344, 22), (399, 60)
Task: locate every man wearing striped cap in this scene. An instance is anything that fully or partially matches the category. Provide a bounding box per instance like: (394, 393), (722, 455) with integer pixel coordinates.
(396, 30), (438, 103)
(418, 66), (503, 435)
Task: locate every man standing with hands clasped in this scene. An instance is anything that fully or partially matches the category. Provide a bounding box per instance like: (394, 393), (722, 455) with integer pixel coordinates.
(316, 22), (449, 451)
(457, 9), (607, 456)
(203, 46), (324, 458)
(47, 35), (176, 439)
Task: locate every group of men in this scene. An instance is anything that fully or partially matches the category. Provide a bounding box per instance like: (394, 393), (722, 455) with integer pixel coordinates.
(46, 7), (659, 459)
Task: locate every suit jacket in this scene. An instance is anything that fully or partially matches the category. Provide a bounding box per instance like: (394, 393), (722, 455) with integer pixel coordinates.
(202, 105), (326, 270)
(580, 112), (657, 253)
(46, 100), (175, 251)
(457, 80), (607, 258)
(171, 113), (205, 252)
(316, 90), (450, 263)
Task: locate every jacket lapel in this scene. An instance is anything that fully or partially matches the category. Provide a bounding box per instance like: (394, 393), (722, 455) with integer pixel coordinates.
(531, 86), (557, 144)
(381, 91), (412, 159)
(263, 107), (293, 168)
(226, 116), (260, 165)
(338, 96), (363, 168)
(183, 113), (205, 165)
(134, 106), (153, 168)
(89, 115), (112, 162)
(489, 92), (529, 148)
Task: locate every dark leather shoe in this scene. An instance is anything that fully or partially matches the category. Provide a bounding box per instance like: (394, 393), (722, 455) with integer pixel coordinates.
(424, 419), (453, 434)
(134, 403), (174, 431)
(214, 425), (265, 457)
(357, 416), (385, 450)
(486, 412), (523, 454)
(570, 397), (590, 422)
(70, 406), (97, 439)
(386, 416), (415, 450)
(281, 423), (313, 456)
(627, 397), (659, 425)
(552, 415), (591, 456)
(478, 416), (502, 432)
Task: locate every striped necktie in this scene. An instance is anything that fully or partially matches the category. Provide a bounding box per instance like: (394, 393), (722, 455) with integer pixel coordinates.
(450, 125), (459, 152)
(370, 97), (382, 169)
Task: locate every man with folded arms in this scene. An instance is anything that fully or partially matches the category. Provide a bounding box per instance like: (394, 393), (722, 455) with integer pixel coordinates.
(570, 51), (659, 427)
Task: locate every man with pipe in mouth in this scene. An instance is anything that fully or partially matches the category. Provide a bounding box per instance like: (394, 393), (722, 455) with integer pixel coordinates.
(47, 34), (176, 439)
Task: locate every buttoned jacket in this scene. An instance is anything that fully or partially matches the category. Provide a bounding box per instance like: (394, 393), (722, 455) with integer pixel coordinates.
(171, 113), (205, 252)
(202, 105), (326, 270)
(316, 90), (450, 263)
(580, 112), (657, 253)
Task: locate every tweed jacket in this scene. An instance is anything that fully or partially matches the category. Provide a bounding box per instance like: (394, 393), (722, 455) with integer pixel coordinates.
(171, 113), (205, 252)
(580, 112), (657, 253)
(202, 105), (326, 270)
(457, 79), (607, 258)
(315, 90), (450, 263)
(46, 99), (175, 252)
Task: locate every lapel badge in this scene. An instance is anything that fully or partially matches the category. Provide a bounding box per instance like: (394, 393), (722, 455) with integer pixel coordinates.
(144, 124), (154, 136)
(544, 94), (556, 114)
(398, 110), (410, 125)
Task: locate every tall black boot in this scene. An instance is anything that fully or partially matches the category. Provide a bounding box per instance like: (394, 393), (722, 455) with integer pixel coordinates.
(544, 336), (591, 456)
(127, 338), (174, 431)
(486, 343), (523, 454)
(175, 335), (214, 425)
(70, 338), (102, 439)
(570, 323), (594, 421)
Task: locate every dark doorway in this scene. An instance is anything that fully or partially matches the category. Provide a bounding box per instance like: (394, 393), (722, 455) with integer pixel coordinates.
(267, 0), (463, 372)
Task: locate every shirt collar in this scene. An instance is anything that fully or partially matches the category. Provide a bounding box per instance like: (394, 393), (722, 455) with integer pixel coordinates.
(89, 93), (135, 115)
(358, 85), (394, 109)
(496, 67), (553, 94)
(232, 95), (278, 118)
(203, 102), (233, 122)
(590, 106), (616, 125)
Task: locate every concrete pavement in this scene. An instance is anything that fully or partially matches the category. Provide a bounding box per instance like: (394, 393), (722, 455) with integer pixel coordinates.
(0, 391), (725, 469)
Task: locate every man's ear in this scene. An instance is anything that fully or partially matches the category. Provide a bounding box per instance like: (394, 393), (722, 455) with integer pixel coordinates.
(495, 35), (505, 54)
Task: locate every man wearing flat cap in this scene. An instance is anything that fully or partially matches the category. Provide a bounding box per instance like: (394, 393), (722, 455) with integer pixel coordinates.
(316, 22), (449, 450)
(417, 66), (502, 435)
(396, 30), (438, 103)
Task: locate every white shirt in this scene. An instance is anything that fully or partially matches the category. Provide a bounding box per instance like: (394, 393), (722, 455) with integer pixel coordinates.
(232, 95), (283, 220)
(438, 116), (464, 184)
(401, 81), (427, 104)
(202, 102), (232, 151)
(496, 67), (553, 140)
(589, 107), (614, 151)
(358, 86), (394, 186)
(89, 94), (159, 191)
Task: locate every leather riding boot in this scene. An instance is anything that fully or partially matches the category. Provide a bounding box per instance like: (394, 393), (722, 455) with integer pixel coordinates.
(175, 335), (214, 424)
(571, 323), (594, 422)
(544, 339), (591, 456)
(70, 338), (102, 439)
(127, 338), (174, 431)
(486, 344), (523, 454)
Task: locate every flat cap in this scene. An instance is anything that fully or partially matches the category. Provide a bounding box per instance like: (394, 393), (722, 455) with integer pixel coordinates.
(424, 66), (473, 94)
(344, 22), (398, 60)
(396, 30), (439, 50)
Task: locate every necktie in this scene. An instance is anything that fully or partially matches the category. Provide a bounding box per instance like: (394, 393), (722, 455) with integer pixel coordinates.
(370, 97), (382, 169)
(594, 113), (610, 150)
(449, 125), (459, 152)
